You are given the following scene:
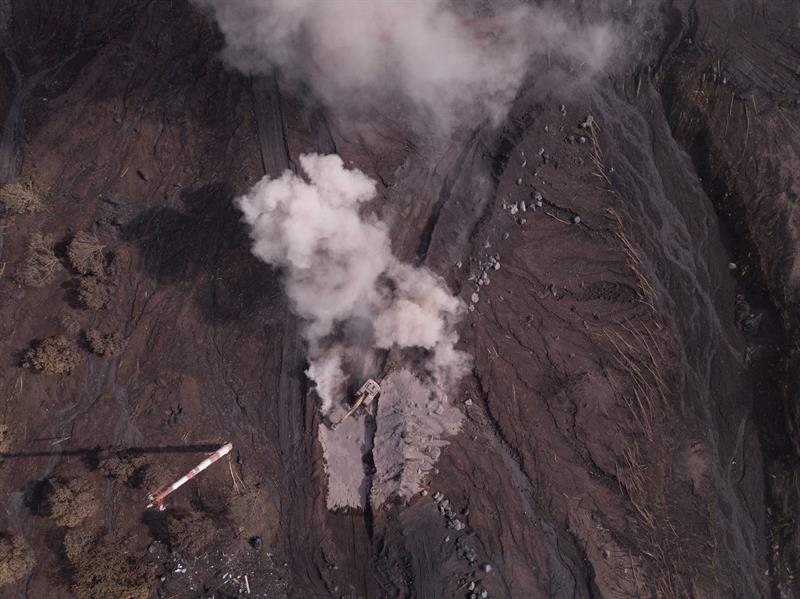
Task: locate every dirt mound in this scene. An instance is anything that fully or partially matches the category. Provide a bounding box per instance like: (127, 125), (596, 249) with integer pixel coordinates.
(0, 181), (42, 215)
(0, 534), (35, 587)
(166, 510), (217, 555)
(85, 329), (122, 356)
(67, 231), (107, 276)
(13, 233), (59, 288)
(23, 335), (82, 374)
(43, 477), (99, 528)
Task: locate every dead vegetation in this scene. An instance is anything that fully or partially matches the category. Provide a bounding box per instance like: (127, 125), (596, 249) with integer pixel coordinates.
(67, 232), (107, 276)
(98, 451), (147, 486)
(43, 477), (99, 528)
(599, 210), (712, 597)
(23, 335), (82, 374)
(166, 510), (217, 555)
(0, 181), (43, 215)
(65, 528), (151, 599)
(0, 534), (35, 587)
(79, 275), (115, 310)
(13, 233), (59, 287)
(85, 329), (122, 356)
(0, 424), (9, 464)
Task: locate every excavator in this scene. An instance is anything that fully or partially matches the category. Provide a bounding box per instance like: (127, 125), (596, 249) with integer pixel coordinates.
(329, 378), (381, 430)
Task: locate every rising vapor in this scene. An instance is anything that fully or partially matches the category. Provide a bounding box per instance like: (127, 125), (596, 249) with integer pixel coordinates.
(196, 0), (616, 133)
(236, 154), (468, 412)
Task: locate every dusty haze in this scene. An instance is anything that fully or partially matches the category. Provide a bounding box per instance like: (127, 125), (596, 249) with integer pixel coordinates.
(236, 154), (468, 412)
(196, 0), (617, 133)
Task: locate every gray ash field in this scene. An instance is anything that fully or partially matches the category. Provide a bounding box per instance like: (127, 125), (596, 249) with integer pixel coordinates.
(0, 1), (799, 598)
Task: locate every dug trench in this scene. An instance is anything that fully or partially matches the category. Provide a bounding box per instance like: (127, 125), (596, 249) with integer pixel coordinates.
(0, 1), (798, 598)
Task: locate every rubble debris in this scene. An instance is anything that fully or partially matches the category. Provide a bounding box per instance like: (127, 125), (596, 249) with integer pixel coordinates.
(515, 177), (523, 185)
(482, 563), (493, 573)
(23, 335), (82, 374)
(573, 216), (581, 225)
(456, 537), (478, 564)
(580, 114), (595, 129)
(0, 534), (35, 587)
(0, 181), (43, 215)
(44, 477), (100, 528)
(85, 329), (122, 356)
(728, 262), (737, 270)
(13, 233), (59, 287)
(471, 292), (479, 304)
(67, 232), (107, 276)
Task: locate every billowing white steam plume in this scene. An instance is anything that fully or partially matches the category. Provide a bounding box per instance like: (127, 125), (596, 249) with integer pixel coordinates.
(237, 154), (468, 412)
(196, 0), (616, 132)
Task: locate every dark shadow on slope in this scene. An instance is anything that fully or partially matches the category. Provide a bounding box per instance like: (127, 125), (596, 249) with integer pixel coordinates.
(122, 182), (282, 323)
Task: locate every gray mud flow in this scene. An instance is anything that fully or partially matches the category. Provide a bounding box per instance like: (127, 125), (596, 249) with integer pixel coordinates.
(0, 1), (798, 598)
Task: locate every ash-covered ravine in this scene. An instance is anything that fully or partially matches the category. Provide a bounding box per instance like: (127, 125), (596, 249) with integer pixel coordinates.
(0, 1), (797, 598)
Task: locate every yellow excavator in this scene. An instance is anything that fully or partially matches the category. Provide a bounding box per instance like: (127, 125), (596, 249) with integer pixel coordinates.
(329, 379), (381, 430)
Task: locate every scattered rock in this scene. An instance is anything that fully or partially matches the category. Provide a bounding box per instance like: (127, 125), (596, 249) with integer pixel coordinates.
(136, 169), (149, 181)
(493, 262), (500, 271)
(581, 114), (595, 129)
(471, 293), (479, 304)
(23, 335), (82, 374)
(573, 216), (581, 225)
(728, 262), (737, 270)
(482, 563), (493, 573)
(515, 177), (523, 186)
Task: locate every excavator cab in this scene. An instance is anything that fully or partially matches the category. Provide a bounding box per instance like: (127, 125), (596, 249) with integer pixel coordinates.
(330, 379), (381, 430)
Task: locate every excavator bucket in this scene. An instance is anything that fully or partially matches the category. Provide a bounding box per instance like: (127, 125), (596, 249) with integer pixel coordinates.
(330, 379), (381, 430)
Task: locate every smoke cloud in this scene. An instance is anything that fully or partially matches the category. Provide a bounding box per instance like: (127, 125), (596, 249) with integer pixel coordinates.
(196, 0), (616, 133)
(237, 154), (468, 412)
